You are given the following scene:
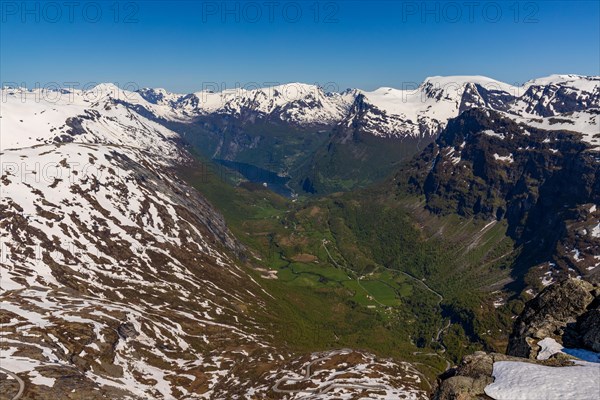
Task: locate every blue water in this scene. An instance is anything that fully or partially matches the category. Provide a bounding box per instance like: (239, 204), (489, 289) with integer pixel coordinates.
(213, 159), (293, 197)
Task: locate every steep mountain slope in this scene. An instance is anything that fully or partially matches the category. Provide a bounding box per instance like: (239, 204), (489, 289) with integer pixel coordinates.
(0, 87), (283, 399)
(434, 278), (600, 400)
(405, 107), (600, 293)
(291, 93), (434, 194)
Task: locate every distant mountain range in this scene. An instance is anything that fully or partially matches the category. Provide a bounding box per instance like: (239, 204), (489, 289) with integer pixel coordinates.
(8, 74), (596, 137)
(13, 74), (589, 194)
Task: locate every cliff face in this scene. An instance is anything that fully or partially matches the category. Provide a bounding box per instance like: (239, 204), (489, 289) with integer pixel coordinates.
(407, 109), (600, 287)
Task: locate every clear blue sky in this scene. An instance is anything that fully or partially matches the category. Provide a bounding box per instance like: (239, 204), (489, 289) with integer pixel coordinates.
(1, 1), (599, 92)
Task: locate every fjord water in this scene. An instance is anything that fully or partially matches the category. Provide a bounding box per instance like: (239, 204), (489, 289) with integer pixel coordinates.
(214, 159), (293, 197)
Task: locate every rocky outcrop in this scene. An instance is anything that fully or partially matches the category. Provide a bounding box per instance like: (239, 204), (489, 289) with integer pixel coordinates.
(433, 351), (574, 400)
(579, 309), (600, 352)
(435, 278), (600, 399)
(117, 321), (139, 340)
(507, 278), (599, 358)
(507, 278), (596, 358)
(433, 351), (497, 400)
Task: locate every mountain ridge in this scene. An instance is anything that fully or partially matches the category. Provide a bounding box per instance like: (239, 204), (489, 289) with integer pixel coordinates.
(7, 73), (597, 135)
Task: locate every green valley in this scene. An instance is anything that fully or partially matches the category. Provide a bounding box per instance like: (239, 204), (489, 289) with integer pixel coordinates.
(177, 153), (525, 377)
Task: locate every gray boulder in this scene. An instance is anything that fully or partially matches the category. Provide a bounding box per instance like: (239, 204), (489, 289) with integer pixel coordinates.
(507, 278), (596, 358)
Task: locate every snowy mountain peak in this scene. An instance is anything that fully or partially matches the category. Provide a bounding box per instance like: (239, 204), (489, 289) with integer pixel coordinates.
(423, 75), (509, 86)
(524, 74), (596, 86)
(88, 82), (125, 98)
(137, 87), (186, 105)
(191, 82), (353, 126)
(341, 74), (599, 139)
(0, 85), (181, 157)
(7, 74), (596, 139)
(90, 82), (121, 91)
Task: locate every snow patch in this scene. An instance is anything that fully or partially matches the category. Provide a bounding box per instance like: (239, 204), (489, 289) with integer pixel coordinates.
(493, 153), (514, 163)
(485, 360), (600, 400)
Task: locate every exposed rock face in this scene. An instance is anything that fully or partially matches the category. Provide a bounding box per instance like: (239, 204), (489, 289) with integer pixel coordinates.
(406, 108), (600, 287)
(117, 321), (139, 340)
(433, 351), (573, 400)
(507, 278), (598, 358)
(433, 352), (496, 400)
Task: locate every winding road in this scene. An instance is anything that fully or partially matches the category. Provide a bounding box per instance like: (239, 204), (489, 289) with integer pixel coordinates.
(270, 241), (453, 395)
(321, 241), (389, 308)
(0, 367), (25, 400)
(321, 239), (452, 361)
(322, 240), (450, 342)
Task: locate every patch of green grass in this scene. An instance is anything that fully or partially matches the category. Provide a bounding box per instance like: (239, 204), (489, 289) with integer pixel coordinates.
(288, 262), (351, 282)
(360, 280), (402, 306)
(342, 280), (378, 307)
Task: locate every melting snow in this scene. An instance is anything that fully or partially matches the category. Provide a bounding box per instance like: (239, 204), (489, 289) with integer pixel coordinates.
(493, 153), (514, 163)
(485, 360), (600, 400)
(483, 130), (506, 139)
(591, 223), (600, 238)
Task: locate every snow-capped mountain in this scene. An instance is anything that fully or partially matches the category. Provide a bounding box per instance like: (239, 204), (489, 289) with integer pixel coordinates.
(344, 76), (519, 138)
(105, 75), (599, 143)
(342, 75), (599, 139)
(195, 83), (355, 126)
(1, 84), (182, 153)
(513, 74), (600, 117)
(116, 83), (355, 127)
(16, 75), (591, 143)
(136, 87), (202, 120)
(0, 85), (280, 398)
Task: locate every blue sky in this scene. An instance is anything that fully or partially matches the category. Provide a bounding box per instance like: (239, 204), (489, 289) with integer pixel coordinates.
(1, 1), (599, 92)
